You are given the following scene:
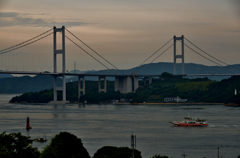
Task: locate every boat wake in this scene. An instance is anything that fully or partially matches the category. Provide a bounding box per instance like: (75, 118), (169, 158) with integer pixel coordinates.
(208, 124), (239, 128)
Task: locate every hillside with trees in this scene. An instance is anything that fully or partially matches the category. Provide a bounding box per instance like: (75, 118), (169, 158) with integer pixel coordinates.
(9, 72), (240, 105)
(1, 62), (240, 94)
(0, 75), (61, 94)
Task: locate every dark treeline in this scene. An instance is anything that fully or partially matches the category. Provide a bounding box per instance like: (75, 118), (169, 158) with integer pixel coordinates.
(9, 72), (240, 105)
(0, 131), (168, 158)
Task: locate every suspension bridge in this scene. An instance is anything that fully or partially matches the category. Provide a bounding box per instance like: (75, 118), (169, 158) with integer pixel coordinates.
(0, 26), (238, 103)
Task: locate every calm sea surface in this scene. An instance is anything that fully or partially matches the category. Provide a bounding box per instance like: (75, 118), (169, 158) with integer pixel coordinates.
(0, 94), (239, 158)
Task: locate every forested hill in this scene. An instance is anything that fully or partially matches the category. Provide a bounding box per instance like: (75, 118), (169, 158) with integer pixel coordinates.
(68, 62), (240, 81)
(0, 74), (13, 78)
(0, 75), (61, 93)
(76, 62), (240, 76)
(1, 62), (240, 94)
(9, 72), (240, 104)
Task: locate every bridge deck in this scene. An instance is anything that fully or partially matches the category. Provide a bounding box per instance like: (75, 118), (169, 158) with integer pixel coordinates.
(0, 71), (239, 77)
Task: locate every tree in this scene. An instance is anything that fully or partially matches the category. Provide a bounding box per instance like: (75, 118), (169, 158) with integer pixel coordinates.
(226, 94), (240, 105)
(0, 132), (40, 158)
(149, 154), (169, 158)
(93, 146), (142, 158)
(40, 132), (90, 158)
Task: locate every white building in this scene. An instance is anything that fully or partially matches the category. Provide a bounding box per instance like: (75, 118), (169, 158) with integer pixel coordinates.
(164, 96), (187, 103)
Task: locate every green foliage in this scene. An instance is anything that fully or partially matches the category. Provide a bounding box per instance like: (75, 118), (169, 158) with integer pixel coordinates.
(9, 73), (240, 104)
(149, 154), (169, 158)
(93, 146), (142, 158)
(201, 75), (240, 103)
(175, 81), (213, 93)
(80, 91), (121, 103)
(40, 132), (90, 158)
(174, 81), (214, 101)
(0, 132), (40, 158)
(226, 94), (240, 105)
(10, 90), (53, 103)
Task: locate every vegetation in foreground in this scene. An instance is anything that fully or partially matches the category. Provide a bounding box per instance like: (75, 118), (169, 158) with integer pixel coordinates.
(9, 72), (240, 104)
(40, 132), (90, 158)
(1, 131), (240, 158)
(93, 146), (142, 158)
(0, 131), (168, 158)
(0, 132), (40, 158)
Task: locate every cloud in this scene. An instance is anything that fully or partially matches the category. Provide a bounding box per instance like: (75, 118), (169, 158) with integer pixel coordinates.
(227, 30), (240, 33)
(0, 12), (89, 28)
(0, 12), (18, 17)
(0, 0), (7, 10)
(186, 22), (217, 26)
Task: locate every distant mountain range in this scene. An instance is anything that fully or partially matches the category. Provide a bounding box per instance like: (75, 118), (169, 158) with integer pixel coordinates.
(0, 73), (13, 78)
(68, 62), (240, 81)
(1, 62), (240, 93)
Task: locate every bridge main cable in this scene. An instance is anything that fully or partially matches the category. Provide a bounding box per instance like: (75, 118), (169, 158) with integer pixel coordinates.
(131, 38), (173, 75)
(65, 28), (123, 74)
(184, 43), (224, 67)
(0, 32), (53, 55)
(139, 38), (173, 66)
(64, 34), (116, 74)
(0, 28), (53, 54)
(137, 44), (173, 74)
(184, 37), (228, 66)
(184, 41), (239, 72)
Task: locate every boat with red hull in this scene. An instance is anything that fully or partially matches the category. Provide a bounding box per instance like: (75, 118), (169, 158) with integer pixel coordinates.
(169, 116), (208, 126)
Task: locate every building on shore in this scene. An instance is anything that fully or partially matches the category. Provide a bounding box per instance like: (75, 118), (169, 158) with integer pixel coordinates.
(164, 96), (187, 103)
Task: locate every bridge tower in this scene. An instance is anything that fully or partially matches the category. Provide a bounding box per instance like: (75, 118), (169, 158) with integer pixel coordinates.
(53, 26), (66, 102)
(173, 35), (184, 75)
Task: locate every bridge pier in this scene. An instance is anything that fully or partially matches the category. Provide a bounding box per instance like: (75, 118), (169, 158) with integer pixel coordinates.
(132, 76), (139, 92)
(98, 76), (107, 93)
(78, 76), (85, 99)
(53, 75), (66, 102)
(53, 76), (57, 101)
(143, 77), (152, 85)
(115, 76), (139, 94)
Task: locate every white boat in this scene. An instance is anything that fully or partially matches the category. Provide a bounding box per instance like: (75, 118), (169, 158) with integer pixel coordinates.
(169, 116), (208, 127)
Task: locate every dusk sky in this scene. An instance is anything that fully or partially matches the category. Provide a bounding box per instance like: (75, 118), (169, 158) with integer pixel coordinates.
(0, 0), (239, 72)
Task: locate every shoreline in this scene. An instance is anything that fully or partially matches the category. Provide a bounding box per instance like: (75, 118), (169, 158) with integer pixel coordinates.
(7, 100), (240, 107)
(129, 102), (224, 105)
(97, 102), (225, 105)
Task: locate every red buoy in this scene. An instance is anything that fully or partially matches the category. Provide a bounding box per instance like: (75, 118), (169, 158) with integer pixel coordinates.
(26, 117), (32, 130)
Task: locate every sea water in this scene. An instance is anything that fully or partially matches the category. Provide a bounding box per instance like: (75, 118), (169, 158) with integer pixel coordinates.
(0, 94), (239, 158)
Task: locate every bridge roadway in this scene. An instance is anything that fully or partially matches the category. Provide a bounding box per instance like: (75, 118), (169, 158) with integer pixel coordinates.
(1, 70), (240, 77)
(1, 70), (239, 103)
(0, 70), (156, 97)
(0, 70), (160, 77)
